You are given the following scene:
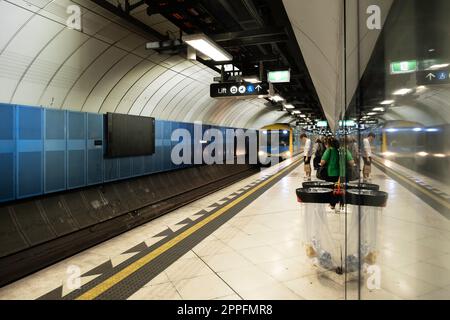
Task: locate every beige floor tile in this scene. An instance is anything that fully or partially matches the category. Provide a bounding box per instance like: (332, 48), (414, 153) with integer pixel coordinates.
(238, 246), (285, 264)
(192, 239), (234, 257)
(213, 294), (242, 300)
(174, 274), (234, 300)
(257, 257), (319, 282)
(128, 282), (181, 300)
(239, 282), (302, 300)
(165, 257), (213, 282)
(202, 251), (252, 272)
(417, 288), (450, 300)
(379, 266), (440, 299)
(218, 265), (279, 293)
(399, 262), (450, 287)
(284, 273), (345, 300)
(377, 248), (419, 269)
(427, 254), (450, 270)
(225, 234), (265, 250)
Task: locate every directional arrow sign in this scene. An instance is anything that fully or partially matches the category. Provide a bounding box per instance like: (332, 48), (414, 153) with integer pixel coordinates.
(426, 73), (436, 81)
(210, 82), (269, 98)
(417, 69), (450, 85)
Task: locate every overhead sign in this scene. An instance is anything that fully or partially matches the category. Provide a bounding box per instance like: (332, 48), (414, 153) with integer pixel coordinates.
(267, 70), (290, 83)
(417, 69), (450, 85)
(390, 60), (417, 74)
(339, 120), (356, 127)
(210, 82), (269, 98)
(316, 121), (328, 127)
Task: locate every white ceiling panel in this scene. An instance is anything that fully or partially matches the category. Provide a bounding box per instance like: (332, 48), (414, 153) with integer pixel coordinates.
(99, 59), (156, 114)
(82, 53), (142, 113)
(64, 46), (126, 110)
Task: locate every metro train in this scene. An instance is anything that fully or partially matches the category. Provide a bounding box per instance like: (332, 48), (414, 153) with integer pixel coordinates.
(370, 121), (450, 183)
(258, 123), (302, 162)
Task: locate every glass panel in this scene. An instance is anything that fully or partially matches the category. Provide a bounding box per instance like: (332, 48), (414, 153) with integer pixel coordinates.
(345, 0), (450, 300)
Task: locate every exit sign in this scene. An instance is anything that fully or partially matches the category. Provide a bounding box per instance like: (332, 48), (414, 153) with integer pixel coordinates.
(390, 60), (417, 74)
(267, 70), (290, 83)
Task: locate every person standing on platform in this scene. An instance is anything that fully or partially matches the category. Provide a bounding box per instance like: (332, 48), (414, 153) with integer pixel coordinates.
(301, 133), (313, 181)
(362, 133), (375, 182)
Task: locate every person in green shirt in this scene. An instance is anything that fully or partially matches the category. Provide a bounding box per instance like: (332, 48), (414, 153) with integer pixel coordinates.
(320, 137), (340, 183)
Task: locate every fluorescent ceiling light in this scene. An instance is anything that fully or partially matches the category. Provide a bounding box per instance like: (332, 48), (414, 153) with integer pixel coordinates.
(426, 128), (439, 132)
(183, 34), (232, 61)
(386, 128), (398, 133)
(243, 76), (259, 83)
(434, 153), (446, 158)
(427, 63), (449, 70)
(292, 110), (301, 114)
(367, 112), (377, 116)
(284, 104), (295, 109)
(380, 100), (394, 105)
(413, 128), (423, 132)
(270, 95), (284, 102)
(373, 107), (385, 112)
(299, 114), (306, 118)
(417, 152), (428, 157)
(382, 152), (396, 157)
(393, 88), (413, 96)
(221, 64), (239, 72)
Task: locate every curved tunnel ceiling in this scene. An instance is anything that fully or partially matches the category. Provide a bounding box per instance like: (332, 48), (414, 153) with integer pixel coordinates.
(281, 0), (393, 130)
(0, 0), (290, 129)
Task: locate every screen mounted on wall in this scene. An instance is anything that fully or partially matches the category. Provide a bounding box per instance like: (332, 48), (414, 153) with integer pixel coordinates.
(106, 113), (155, 158)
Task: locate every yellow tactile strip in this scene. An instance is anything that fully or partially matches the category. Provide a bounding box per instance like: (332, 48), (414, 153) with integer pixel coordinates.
(38, 159), (302, 300)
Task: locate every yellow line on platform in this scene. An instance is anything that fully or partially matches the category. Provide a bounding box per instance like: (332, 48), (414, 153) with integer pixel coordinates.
(373, 159), (450, 210)
(75, 159), (302, 300)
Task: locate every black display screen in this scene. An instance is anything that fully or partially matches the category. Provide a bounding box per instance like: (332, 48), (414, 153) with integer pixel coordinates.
(106, 113), (155, 158)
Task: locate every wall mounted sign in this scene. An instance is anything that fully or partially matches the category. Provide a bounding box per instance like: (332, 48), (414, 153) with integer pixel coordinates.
(390, 60), (417, 74)
(210, 82), (269, 98)
(416, 69), (450, 85)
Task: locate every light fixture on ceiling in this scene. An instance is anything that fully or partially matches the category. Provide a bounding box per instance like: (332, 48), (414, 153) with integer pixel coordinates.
(270, 95), (284, 102)
(434, 153), (446, 158)
(393, 88), (413, 96)
(299, 114), (306, 118)
(380, 100), (395, 105)
(427, 63), (449, 70)
(417, 151), (429, 157)
(413, 128), (423, 132)
(243, 76), (260, 83)
(183, 33), (232, 61)
(292, 110), (301, 114)
(367, 112), (377, 116)
(284, 104), (295, 109)
(428, 48), (435, 52)
(221, 64), (239, 72)
(372, 107), (385, 112)
(385, 128), (399, 133)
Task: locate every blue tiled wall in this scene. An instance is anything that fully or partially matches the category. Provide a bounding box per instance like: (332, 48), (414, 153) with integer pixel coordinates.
(0, 104), (235, 203)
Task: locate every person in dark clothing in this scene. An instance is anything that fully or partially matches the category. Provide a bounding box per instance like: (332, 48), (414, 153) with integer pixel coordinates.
(313, 137), (326, 170)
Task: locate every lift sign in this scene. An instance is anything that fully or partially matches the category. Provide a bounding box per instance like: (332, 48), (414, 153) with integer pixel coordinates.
(210, 82), (269, 98)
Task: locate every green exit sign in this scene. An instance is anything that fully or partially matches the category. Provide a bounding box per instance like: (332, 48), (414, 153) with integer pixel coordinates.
(390, 60), (417, 74)
(267, 70), (290, 83)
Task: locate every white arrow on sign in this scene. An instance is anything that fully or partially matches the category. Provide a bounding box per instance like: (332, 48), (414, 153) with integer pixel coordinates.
(255, 85), (262, 92)
(426, 73), (436, 81)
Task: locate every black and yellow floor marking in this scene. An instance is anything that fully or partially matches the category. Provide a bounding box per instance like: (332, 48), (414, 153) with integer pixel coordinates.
(39, 159), (303, 300)
(372, 158), (450, 219)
